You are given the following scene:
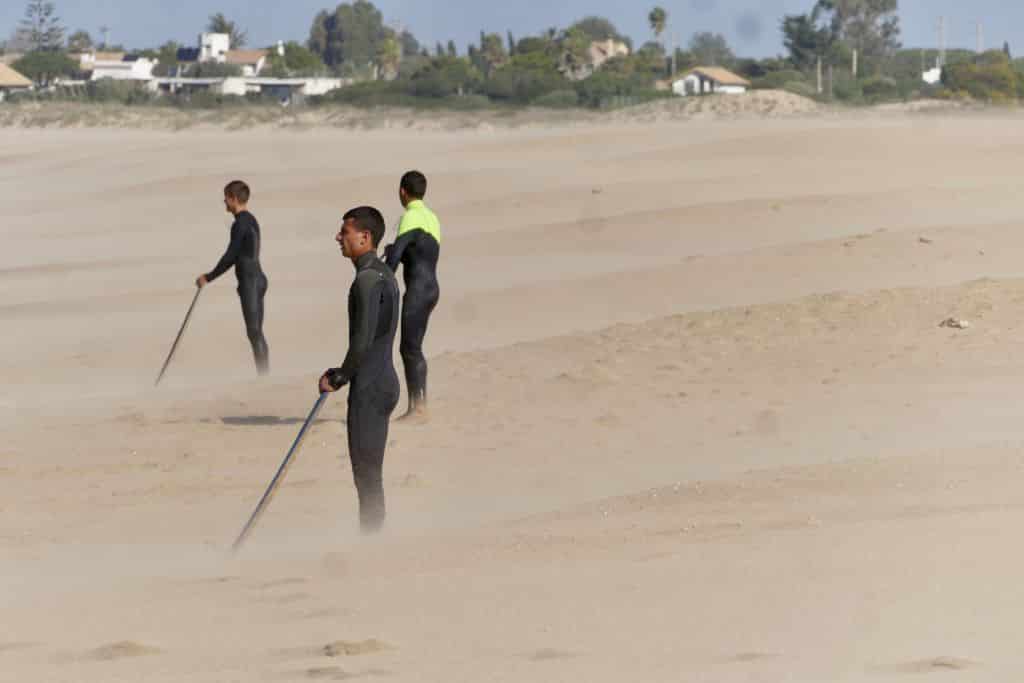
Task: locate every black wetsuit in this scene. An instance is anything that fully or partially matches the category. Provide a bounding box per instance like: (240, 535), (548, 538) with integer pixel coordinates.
(384, 230), (440, 407)
(205, 211), (270, 374)
(326, 252), (401, 533)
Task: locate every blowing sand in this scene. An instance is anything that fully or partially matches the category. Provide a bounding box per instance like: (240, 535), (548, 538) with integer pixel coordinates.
(3, 111), (1024, 681)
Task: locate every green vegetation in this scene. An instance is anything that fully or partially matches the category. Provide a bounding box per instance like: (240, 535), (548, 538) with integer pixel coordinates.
(775, 1), (1024, 106)
(207, 13), (247, 49)
(265, 42), (328, 77)
(5, 0), (1024, 113)
(942, 51), (1019, 102)
(66, 29), (92, 52)
(12, 49), (78, 85)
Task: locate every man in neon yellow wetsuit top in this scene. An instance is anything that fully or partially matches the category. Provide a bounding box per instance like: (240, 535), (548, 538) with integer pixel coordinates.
(384, 170), (440, 421)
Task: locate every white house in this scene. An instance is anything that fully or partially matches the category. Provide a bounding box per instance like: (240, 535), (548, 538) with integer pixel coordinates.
(88, 54), (158, 82)
(146, 32), (347, 102)
(189, 34), (268, 76)
(673, 67), (751, 96)
(563, 39), (631, 81)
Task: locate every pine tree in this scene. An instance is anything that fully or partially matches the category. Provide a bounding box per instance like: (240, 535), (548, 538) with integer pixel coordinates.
(20, 0), (64, 51)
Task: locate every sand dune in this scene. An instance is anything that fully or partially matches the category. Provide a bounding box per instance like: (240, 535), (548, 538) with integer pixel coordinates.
(4, 112), (1024, 681)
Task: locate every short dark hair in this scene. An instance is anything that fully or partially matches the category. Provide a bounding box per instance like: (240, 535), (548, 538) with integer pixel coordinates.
(400, 170), (427, 199)
(343, 206), (386, 247)
(224, 180), (250, 203)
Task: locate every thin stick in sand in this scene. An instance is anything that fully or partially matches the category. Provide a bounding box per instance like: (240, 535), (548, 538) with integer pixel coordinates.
(232, 392), (329, 552)
(154, 287), (202, 387)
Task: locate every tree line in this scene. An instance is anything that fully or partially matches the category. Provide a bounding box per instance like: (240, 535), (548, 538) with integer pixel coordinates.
(5, 0), (1023, 108)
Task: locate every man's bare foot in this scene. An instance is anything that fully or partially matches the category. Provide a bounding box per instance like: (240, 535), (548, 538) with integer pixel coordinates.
(396, 404), (428, 423)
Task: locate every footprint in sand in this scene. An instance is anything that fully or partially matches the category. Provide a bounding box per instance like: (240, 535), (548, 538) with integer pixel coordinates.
(323, 639), (392, 657)
(259, 577), (308, 590)
(302, 665), (392, 680)
(595, 413), (622, 428)
(261, 592), (312, 606)
(115, 412), (147, 426)
(527, 648), (577, 662)
(729, 652), (778, 663)
(875, 657), (978, 675)
(295, 607), (353, 621)
(85, 641), (162, 661)
(183, 575), (239, 586)
(0, 642), (38, 654)
(304, 666), (349, 680)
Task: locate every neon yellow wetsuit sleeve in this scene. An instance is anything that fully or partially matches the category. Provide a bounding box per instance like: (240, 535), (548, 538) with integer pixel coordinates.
(397, 200), (441, 243)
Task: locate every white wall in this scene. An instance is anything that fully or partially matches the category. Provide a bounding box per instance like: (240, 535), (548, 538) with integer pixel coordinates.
(91, 58), (157, 81)
(149, 76), (351, 99)
(302, 78), (348, 96)
(672, 76), (746, 96)
(672, 75), (702, 96)
(200, 33), (230, 63)
(220, 78), (247, 96)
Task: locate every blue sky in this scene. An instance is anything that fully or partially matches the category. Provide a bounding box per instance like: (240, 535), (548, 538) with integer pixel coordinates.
(1, 1), (1020, 57)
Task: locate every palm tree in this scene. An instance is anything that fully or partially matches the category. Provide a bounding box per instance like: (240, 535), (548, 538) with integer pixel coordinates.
(480, 33), (507, 76)
(648, 7), (667, 41)
(648, 7), (669, 75)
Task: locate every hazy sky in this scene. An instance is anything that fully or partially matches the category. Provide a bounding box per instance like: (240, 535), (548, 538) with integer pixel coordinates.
(1, 1), (1018, 56)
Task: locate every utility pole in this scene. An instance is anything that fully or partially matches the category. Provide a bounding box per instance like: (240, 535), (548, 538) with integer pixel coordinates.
(99, 25), (110, 50)
(937, 16), (947, 68)
(852, 49), (858, 78)
(816, 56), (823, 94)
(671, 29), (677, 78)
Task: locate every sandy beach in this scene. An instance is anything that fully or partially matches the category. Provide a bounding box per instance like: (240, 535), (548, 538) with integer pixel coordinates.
(3, 107), (1024, 681)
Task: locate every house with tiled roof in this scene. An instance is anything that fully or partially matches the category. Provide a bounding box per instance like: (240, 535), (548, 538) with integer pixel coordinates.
(673, 67), (751, 97)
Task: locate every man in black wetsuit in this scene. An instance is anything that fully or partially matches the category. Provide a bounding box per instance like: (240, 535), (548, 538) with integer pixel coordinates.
(384, 170), (441, 421)
(319, 206), (400, 534)
(196, 180), (270, 375)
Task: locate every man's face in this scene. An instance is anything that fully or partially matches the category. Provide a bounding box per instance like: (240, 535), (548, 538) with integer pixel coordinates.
(224, 193), (238, 214)
(399, 186), (408, 207)
(336, 218), (369, 258)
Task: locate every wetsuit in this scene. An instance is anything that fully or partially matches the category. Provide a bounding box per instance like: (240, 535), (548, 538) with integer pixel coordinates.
(325, 252), (401, 533)
(384, 199), (441, 409)
(205, 210), (270, 374)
